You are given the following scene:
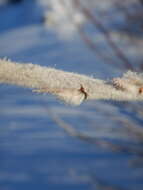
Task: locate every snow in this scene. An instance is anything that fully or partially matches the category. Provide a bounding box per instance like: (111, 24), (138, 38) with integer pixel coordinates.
(0, 0), (143, 190)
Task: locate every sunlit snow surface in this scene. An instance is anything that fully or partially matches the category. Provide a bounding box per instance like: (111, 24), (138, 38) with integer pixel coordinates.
(0, 0), (143, 190)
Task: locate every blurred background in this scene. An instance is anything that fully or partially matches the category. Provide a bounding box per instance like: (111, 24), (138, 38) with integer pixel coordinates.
(0, 0), (143, 189)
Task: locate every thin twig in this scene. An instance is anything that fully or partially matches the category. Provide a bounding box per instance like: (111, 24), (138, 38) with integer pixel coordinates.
(59, 0), (117, 67)
(48, 109), (143, 155)
(73, 0), (133, 70)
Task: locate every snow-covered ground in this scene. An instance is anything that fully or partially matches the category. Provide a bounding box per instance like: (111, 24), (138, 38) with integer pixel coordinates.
(0, 0), (143, 190)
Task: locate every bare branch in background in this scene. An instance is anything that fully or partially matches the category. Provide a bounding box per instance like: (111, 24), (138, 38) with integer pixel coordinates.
(57, 0), (133, 70)
(91, 174), (127, 190)
(59, 0), (115, 66)
(42, 0), (143, 70)
(48, 109), (143, 155)
(73, 0), (133, 70)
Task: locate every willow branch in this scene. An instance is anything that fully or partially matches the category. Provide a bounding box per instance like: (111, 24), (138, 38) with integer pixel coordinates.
(0, 59), (143, 105)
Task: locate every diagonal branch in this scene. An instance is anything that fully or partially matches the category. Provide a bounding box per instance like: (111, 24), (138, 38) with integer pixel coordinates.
(73, 0), (133, 70)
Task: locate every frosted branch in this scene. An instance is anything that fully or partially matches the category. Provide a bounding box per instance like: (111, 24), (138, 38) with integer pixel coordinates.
(0, 59), (143, 105)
